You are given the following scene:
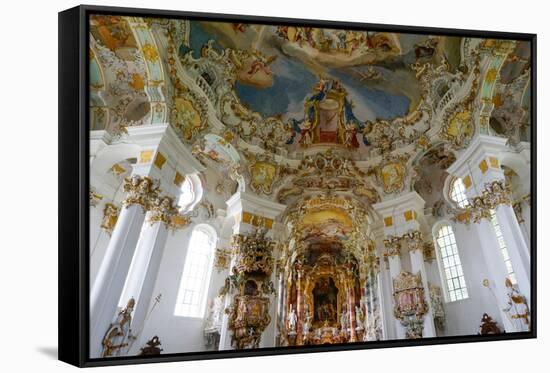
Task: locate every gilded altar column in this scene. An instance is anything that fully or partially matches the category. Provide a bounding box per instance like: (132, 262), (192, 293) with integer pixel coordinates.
(346, 275), (357, 342)
(89, 175), (160, 358)
(447, 135), (531, 309)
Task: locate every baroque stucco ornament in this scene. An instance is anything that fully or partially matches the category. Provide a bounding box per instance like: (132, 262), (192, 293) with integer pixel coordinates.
(369, 154), (409, 194)
(227, 229), (276, 349)
(122, 175), (160, 211)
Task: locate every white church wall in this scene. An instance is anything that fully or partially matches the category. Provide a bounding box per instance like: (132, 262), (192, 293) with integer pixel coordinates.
(440, 222), (504, 337)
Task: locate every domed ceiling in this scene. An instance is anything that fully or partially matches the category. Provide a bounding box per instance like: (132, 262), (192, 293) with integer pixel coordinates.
(89, 15), (532, 207)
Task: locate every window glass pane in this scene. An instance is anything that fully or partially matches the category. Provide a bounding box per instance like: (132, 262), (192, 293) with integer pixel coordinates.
(174, 226), (216, 317)
(490, 210), (517, 284)
(450, 178), (469, 208)
(436, 224), (469, 301)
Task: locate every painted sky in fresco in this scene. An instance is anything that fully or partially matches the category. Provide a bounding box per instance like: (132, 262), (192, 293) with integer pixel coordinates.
(185, 21), (449, 121)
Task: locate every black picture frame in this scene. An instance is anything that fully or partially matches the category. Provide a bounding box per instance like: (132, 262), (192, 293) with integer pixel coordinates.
(59, 4), (537, 368)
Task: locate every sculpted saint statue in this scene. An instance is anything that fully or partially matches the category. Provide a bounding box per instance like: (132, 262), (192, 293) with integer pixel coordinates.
(287, 308), (298, 332)
(101, 298), (136, 358)
(503, 278), (530, 332)
(355, 306), (364, 328)
(303, 314), (312, 335)
(340, 308), (349, 330)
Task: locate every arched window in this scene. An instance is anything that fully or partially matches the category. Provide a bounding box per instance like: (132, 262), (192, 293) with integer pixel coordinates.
(435, 224), (469, 301)
(489, 210), (517, 284)
(450, 177), (469, 208)
(174, 225), (217, 318)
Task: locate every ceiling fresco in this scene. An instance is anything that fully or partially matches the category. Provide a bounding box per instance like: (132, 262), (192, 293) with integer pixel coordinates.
(188, 21), (457, 124)
(89, 15), (532, 213)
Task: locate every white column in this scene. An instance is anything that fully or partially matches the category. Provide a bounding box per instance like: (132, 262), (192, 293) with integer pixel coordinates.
(473, 220), (517, 332)
(409, 246), (437, 337)
(446, 134), (531, 317)
(379, 258), (395, 340)
(494, 204), (530, 304)
(89, 176), (158, 358)
(124, 220), (171, 355)
(89, 203), (147, 357)
(374, 269), (387, 340)
(260, 268), (279, 348)
(520, 200), (531, 244)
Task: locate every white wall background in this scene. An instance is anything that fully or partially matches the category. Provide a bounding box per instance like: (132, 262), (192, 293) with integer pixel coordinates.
(0, 0), (547, 372)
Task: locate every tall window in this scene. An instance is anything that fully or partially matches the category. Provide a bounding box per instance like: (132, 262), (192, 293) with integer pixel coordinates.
(490, 210), (517, 284)
(174, 225), (216, 318)
(450, 177), (469, 208)
(435, 224), (469, 301)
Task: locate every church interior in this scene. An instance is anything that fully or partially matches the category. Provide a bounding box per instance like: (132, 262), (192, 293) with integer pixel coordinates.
(87, 15), (532, 358)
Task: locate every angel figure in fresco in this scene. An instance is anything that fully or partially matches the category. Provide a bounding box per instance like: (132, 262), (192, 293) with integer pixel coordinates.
(299, 119), (313, 147)
(344, 121), (360, 148)
(503, 278), (530, 332)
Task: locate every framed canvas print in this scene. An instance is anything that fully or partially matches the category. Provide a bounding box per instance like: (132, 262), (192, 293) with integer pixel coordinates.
(58, 4), (536, 367)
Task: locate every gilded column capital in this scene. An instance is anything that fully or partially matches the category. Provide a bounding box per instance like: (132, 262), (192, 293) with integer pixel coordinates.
(423, 241), (436, 263)
(454, 180), (511, 225)
(122, 175), (160, 211)
(148, 195), (178, 227)
(383, 236), (401, 258)
(404, 230), (424, 253)
(481, 180), (511, 208)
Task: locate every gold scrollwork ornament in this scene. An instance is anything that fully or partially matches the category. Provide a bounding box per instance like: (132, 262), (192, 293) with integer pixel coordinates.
(122, 175), (160, 211)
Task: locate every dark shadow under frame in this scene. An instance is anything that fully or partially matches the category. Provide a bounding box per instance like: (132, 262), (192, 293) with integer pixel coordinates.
(58, 4), (537, 368)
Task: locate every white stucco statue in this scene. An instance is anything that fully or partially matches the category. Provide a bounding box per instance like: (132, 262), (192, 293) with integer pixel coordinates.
(303, 314), (312, 334)
(503, 278), (530, 332)
(340, 308), (349, 330)
(287, 307), (298, 332)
